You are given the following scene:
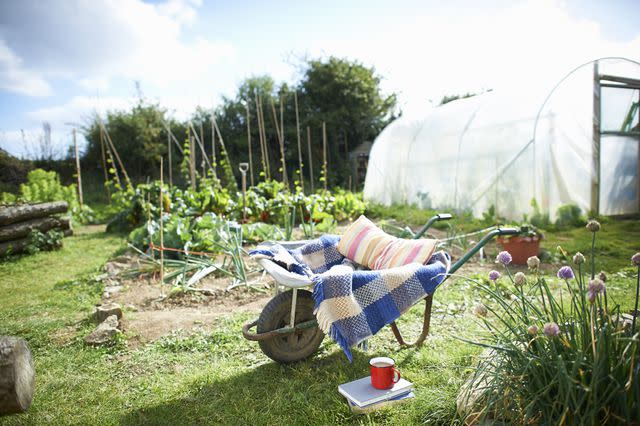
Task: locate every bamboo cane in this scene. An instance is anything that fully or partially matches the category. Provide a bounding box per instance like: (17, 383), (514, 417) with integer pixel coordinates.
(199, 121), (205, 176)
(189, 122), (216, 175)
(72, 128), (83, 206)
(307, 126), (314, 193)
(166, 126), (173, 187)
(98, 125), (111, 202)
(245, 101), (254, 187)
(254, 92), (267, 180)
(211, 114), (236, 175)
(100, 119), (131, 188)
(159, 157), (164, 297)
(322, 122), (328, 191)
(163, 122), (184, 155)
(189, 131), (196, 190)
(257, 94), (270, 180)
(294, 92), (304, 191)
(100, 125), (122, 188)
(210, 115), (217, 179)
(270, 99), (288, 186)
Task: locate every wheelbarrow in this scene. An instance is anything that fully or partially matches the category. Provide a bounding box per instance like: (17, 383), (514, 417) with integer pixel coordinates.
(242, 214), (520, 363)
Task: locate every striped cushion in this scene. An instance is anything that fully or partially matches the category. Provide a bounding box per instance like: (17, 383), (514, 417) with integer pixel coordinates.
(337, 215), (438, 270)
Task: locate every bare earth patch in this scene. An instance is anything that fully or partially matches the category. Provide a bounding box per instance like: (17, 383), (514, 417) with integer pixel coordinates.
(99, 253), (273, 347)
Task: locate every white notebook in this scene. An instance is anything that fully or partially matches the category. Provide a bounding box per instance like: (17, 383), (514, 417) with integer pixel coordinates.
(338, 376), (413, 407)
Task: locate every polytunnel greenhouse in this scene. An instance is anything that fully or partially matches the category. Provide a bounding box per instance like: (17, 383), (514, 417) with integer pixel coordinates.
(363, 57), (640, 220)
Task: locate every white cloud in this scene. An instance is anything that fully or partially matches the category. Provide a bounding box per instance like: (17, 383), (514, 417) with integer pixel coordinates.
(304, 0), (640, 115)
(0, 39), (52, 96)
(0, 0), (234, 95)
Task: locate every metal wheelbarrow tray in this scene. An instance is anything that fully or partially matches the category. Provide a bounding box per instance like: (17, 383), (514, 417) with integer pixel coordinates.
(242, 214), (519, 363)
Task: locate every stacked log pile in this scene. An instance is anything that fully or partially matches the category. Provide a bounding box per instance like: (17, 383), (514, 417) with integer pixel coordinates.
(0, 201), (72, 256)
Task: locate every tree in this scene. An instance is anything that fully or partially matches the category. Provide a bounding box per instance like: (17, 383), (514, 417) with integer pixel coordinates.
(299, 57), (397, 187)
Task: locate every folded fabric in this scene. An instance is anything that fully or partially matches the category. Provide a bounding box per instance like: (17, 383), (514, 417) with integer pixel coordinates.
(337, 215), (438, 270)
(250, 235), (450, 361)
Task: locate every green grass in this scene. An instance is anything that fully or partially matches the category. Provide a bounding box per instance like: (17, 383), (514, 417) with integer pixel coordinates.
(0, 218), (638, 425)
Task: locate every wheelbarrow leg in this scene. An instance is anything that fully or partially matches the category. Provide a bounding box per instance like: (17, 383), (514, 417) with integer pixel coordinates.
(390, 295), (433, 347)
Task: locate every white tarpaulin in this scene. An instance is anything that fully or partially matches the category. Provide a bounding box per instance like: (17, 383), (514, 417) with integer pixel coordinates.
(364, 58), (640, 220)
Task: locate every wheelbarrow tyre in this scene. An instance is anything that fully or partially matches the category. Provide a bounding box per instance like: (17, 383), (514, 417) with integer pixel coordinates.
(257, 290), (324, 363)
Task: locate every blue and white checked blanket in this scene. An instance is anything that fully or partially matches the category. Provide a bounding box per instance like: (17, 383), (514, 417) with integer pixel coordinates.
(250, 235), (450, 361)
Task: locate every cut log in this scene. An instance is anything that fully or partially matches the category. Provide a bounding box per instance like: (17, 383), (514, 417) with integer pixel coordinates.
(0, 202), (68, 226)
(0, 238), (29, 257)
(0, 336), (35, 415)
(0, 217), (71, 242)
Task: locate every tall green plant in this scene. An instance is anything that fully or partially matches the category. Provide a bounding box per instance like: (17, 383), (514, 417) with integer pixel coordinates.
(462, 222), (639, 424)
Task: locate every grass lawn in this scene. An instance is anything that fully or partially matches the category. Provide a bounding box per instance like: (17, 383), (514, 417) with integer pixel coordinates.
(1, 216), (638, 425)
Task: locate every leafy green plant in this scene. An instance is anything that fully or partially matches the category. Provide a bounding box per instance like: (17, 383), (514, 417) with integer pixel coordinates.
(1, 169), (94, 224)
(555, 203), (585, 229)
(25, 229), (64, 254)
(462, 222), (639, 424)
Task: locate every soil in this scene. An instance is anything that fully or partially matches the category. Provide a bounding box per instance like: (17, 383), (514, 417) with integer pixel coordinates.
(99, 253), (274, 347)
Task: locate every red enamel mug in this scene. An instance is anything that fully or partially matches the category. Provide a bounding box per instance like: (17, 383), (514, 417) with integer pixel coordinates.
(369, 357), (401, 390)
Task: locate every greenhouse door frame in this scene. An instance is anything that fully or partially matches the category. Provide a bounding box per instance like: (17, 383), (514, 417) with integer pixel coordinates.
(592, 61), (640, 216)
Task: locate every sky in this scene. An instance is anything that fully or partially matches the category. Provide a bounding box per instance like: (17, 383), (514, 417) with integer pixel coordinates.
(0, 0), (639, 158)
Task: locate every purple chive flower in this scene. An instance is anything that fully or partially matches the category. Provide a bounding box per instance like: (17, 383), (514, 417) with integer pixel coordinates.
(527, 325), (539, 335)
(632, 253), (640, 266)
(527, 256), (540, 270)
(489, 270), (501, 281)
(543, 322), (561, 337)
(557, 266), (574, 280)
(496, 251), (512, 266)
(472, 304), (488, 317)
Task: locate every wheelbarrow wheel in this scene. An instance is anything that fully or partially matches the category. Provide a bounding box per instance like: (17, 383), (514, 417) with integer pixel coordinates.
(257, 290), (324, 363)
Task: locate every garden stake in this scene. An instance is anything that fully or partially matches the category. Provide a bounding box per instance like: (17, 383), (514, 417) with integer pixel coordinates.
(210, 115), (218, 179)
(270, 98), (288, 187)
(254, 92), (267, 180)
(159, 157), (165, 297)
(307, 126), (314, 192)
(239, 163), (249, 222)
(72, 128), (83, 206)
(166, 124), (173, 186)
(99, 118), (132, 188)
(100, 125), (121, 188)
(245, 101), (254, 186)
(322, 121), (328, 191)
(98, 125), (111, 202)
(294, 91), (304, 191)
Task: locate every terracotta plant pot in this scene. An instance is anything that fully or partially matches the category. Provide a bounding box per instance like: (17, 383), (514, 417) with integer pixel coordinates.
(497, 236), (541, 265)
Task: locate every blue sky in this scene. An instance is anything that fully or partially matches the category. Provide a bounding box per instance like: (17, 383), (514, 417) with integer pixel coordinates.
(0, 0), (639, 157)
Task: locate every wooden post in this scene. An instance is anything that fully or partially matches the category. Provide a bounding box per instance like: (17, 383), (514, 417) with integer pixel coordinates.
(159, 157), (164, 297)
(307, 126), (314, 192)
(591, 61), (601, 215)
(294, 92), (304, 191)
(254, 93), (266, 180)
(101, 126), (121, 188)
(189, 131), (196, 190)
(189, 122), (216, 176)
(210, 116), (218, 179)
(72, 128), (83, 206)
(322, 121), (328, 191)
(199, 121), (205, 176)
(258, 95), (270, 180)
(98, 125), (111, 202)
(245, 101), (254, 187)
(100, 120), (131, 188)
(166, 126), (173, 187)
(270, 99), (288, 187)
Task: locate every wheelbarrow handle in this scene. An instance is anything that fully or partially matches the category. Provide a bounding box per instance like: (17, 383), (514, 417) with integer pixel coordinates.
(446, 227), (522, 277)
(413, 213), (454, 239)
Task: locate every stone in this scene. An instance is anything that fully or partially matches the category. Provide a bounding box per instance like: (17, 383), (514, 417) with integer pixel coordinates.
(84, 315), (120, 346)
(94, 303), (123, 323)
(457, 349), (496, 420)
(104, 286), (121, 295)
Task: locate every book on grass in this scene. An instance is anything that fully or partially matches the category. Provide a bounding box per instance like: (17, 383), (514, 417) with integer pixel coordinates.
(338, 376), (413, 407)
(347, 391), (415, 414)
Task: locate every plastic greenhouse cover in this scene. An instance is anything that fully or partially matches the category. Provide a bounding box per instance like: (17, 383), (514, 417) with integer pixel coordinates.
(364, 58), (640, 220)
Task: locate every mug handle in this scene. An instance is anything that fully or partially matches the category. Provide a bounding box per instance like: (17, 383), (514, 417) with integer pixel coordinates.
(392, 367), (401, 383)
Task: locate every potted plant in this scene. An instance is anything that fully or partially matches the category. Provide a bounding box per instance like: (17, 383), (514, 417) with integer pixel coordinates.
(496, 224), (542, 265)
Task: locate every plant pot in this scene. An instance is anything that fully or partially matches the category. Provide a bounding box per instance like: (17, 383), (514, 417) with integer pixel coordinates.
(497, 236), (541, 265)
